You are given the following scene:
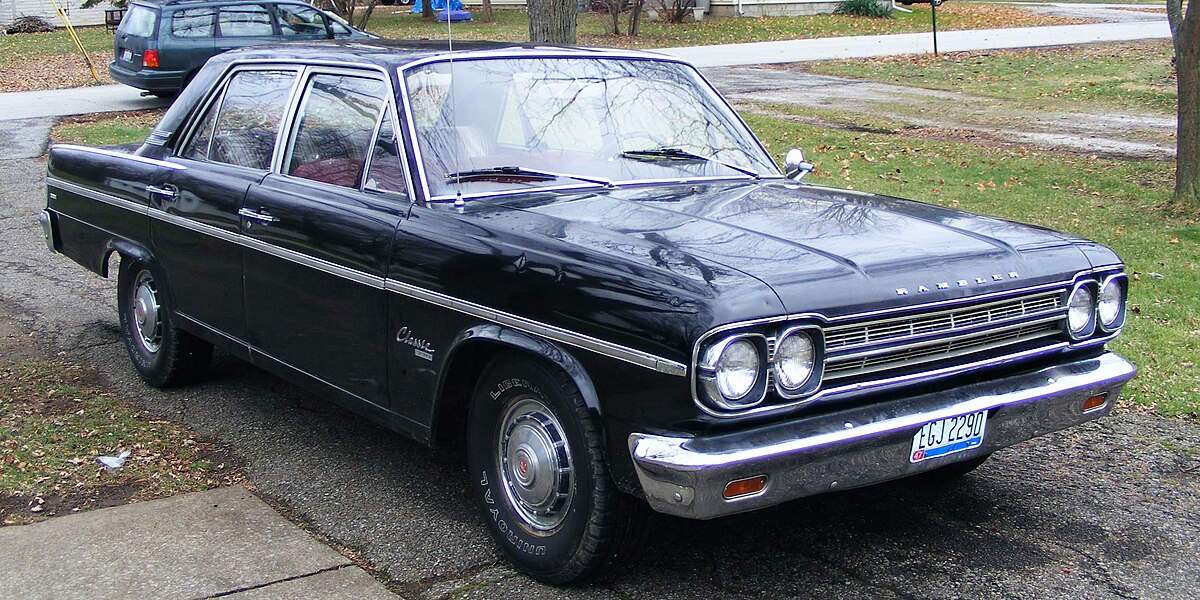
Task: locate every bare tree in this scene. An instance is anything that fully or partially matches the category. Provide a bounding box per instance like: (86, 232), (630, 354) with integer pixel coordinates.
(652, 0), (694, 24)
(1168, 0), (1199, 205)
(328, 0), (381, 29)
(422, 0), (434, 21)
(628, 0), (645, 35)
(481, 0), (494, 22)
(528, 0), (576, 43)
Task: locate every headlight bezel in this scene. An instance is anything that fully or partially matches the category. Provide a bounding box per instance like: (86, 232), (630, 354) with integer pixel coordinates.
(771, 325), (825, 399)
(698, 333), (769, 410)
(1065, 280), (1098, 340)
(1097, 274), (1127, 332)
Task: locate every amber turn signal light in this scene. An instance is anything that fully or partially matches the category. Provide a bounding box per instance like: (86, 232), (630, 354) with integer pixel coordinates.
(723, 475), (767, 499)
(1082, 393), (1108, 412)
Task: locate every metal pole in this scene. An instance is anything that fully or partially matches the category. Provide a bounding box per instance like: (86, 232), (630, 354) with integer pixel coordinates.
(931, 0), (938, 56)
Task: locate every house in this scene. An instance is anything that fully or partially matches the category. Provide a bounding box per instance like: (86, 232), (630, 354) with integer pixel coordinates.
(4, 0), (109, 26)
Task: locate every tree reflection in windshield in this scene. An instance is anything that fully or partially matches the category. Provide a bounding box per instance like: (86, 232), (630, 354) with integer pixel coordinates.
(403, 57), (778, 198)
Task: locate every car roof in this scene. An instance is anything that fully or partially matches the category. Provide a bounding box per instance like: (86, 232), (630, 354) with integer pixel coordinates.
(130, 0), (320, 8)
(211, 39), (671, 70)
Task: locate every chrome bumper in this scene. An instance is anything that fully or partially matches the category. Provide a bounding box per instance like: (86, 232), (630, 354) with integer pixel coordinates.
(629, 351), (1135, 519)
(37, 209), (57, 253)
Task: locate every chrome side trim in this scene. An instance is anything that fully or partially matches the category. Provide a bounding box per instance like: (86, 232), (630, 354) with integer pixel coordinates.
(51, 184), (685, 376)
(51, 144), (187, 171)
(47, 176), (149, 216)
(384, 278), (687, 376)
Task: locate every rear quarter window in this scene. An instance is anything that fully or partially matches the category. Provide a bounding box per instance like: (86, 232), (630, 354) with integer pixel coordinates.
(119, 5), (158, 37)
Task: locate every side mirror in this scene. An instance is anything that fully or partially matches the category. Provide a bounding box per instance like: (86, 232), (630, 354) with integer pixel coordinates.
(784, 148), (814, 181)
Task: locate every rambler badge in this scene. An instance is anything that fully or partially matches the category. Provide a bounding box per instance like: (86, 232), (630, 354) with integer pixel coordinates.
(897, 272), (1019, 296)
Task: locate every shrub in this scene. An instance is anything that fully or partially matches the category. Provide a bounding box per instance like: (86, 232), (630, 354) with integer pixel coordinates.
(834, 0), (893, 18)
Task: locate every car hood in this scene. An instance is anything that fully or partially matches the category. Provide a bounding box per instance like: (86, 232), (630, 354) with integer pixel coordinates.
(489, 180), (1117, 319)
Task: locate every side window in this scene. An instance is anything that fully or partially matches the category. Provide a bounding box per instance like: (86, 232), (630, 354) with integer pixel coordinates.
(364, 106), (408, 196)
(181, 70), (297, 169)
(218, 4), (273, 37)
(286, 73), (387, 189)
(328, 17), (351, 37)
(171, 8), (215, 38)
(273, 4), (327, 36)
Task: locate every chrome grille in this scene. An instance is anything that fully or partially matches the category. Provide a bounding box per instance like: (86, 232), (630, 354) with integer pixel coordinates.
(822, 289), (1066, 382)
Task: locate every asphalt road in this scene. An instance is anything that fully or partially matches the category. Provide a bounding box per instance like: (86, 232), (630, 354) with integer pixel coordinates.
(2, 121), (1198, 599)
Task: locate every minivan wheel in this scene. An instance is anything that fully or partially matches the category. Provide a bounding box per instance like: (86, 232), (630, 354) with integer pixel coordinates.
(117, 259), (212, 387)
(466, 354), (647, 584)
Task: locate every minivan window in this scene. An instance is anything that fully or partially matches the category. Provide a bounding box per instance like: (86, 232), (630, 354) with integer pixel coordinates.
(171, 8), (216, 38)
(273, 4), (327, 37)
(119, 5), (158, 37)
(218, 4), (274, 37)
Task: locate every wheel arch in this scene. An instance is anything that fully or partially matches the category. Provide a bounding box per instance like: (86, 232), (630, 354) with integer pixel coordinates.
(104, 238), (154, 278)
(430, 324), (604, 448)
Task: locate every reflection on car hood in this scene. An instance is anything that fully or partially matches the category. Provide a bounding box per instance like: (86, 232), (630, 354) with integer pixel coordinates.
(488, 181), (1117, 319)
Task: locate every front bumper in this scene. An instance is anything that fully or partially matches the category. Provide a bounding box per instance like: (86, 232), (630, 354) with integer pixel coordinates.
(629, 351), (1135, 519)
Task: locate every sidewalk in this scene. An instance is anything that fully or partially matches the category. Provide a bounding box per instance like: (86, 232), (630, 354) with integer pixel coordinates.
(0, 486), (396, 599)
(656, 20), (1171, 67)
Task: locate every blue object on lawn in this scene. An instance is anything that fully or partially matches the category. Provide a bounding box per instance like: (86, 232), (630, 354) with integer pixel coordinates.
(411, 0), (463, 13)
(436, 9), (472, 21)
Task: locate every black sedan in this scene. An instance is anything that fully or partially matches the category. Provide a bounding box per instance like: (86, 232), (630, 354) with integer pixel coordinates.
(41, 40), (1135, 583)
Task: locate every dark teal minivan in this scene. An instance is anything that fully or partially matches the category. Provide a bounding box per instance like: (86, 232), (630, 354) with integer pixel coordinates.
(110, 0), (374, 97)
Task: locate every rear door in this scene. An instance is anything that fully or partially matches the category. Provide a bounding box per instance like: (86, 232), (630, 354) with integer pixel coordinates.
(160, 6), (216, 80)
(113, 3), (158, 75)
(154, 67), (301, 344)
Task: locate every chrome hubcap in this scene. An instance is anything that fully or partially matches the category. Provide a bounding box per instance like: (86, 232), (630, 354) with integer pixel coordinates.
(497, 397), (573, 532)
(131, 271), (161, 354)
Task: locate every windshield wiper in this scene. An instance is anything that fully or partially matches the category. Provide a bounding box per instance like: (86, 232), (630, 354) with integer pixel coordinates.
(444, 166), (613, 187)
(619, 147), (760, 179)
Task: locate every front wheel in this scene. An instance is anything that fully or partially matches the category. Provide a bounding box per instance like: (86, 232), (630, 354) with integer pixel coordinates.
(117, 259), (212, 387)
(467, 355), (645, 583)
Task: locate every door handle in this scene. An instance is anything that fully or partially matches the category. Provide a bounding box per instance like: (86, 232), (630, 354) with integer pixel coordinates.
(238, 208), (280, 224)
(146, 184), (177, 199)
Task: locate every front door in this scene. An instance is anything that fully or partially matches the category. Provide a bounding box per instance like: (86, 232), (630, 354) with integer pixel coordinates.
(241, 70), (406, 407)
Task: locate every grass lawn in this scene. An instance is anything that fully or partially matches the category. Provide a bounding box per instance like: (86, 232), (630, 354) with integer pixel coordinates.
(52, 110), (165, 146)
(800, 40), (1178, 115)
(362, 3), (1082, 48)
(0, 360), (241, 525)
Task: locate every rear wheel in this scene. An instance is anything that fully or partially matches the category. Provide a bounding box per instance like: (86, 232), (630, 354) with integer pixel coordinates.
(117, 259), (212, 387)
(466, 354), (646, 583)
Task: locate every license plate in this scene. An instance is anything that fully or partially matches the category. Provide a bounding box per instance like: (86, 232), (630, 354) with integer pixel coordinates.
(121, 48), (133, 62)
(910, 410), (987, 463)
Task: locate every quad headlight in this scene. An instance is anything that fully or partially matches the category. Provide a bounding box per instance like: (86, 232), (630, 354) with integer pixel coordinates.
(1097, 275), (1127, 331)
(699, 336), (765, 409)
(773, 328), (817, 393)
(1066, 282), (1097, 339)
(698, 327), (824, 412)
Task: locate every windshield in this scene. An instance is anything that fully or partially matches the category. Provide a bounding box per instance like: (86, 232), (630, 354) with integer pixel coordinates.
(403, 57), (779, 199)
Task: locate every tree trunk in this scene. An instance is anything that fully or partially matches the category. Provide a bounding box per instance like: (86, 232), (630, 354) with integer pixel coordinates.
(482, 0), (494, 23)
(422, 0), (434, 21)
(629, 0), (644, 36)
(1170, 0), (1199, 205)
(611, 2), (622, 36)
(528, 0), (576, 44)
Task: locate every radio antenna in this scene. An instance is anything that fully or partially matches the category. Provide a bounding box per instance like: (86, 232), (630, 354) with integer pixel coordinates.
(445, 3), (464, 208)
